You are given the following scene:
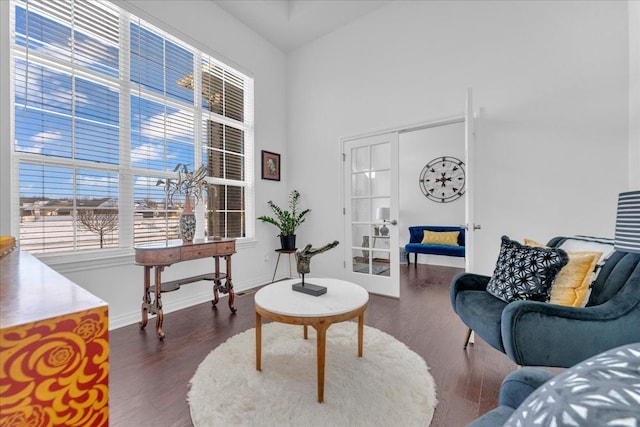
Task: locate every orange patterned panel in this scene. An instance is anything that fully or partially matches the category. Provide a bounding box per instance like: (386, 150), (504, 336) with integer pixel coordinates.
(0, 307), (108, 427)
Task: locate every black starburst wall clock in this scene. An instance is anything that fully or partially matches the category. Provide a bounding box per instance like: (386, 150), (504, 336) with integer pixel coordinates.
(419, 156), (466, 203)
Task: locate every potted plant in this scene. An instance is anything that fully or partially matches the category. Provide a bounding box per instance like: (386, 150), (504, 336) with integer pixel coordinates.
(156, 163), (207, 243)
(258, 190), (310, 250)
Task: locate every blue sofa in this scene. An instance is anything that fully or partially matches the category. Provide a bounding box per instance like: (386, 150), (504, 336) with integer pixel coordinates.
(451, 236), (640, 368)
(468, 343), (640, 426)
(405, 226), (465, 267)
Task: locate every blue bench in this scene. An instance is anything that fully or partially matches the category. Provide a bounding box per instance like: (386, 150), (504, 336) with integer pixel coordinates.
(405, 226), (466, 267)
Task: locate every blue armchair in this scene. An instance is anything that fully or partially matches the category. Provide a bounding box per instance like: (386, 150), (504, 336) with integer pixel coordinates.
(450, 236), (640, 368)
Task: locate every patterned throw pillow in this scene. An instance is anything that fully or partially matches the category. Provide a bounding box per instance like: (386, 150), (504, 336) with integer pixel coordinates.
(486, 236), (568, 303)
(505, 343), (640, 427)
(421, 230), (459, 246)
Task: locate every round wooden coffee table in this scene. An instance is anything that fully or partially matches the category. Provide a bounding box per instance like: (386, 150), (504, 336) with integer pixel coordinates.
(254, 277), (369, 403)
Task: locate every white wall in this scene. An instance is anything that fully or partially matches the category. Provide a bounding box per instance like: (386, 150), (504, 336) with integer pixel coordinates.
(630, 0), (640, 189)
(0, 0), (290, 328)
(288, 0), (631, 277)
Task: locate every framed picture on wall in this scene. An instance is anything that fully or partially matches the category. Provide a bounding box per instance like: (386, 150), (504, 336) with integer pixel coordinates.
(261, 150), (281, 181)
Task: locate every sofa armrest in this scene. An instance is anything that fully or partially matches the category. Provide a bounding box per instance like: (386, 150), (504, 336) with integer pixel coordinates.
(501, 299), (640, 367)
(498, 367), (553, 409)
(452, 272), (491, 292)
(450, 272), (491, 313)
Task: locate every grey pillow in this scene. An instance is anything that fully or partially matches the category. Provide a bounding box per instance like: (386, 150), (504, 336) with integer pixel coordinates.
(486, 236), (568, 303)
(505, 343), (640, 426)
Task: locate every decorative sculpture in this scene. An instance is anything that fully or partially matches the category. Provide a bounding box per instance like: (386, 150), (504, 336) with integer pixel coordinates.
(293, 241), (340, 296)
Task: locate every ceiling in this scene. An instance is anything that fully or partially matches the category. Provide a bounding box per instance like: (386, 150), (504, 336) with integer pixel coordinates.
(214, 0), (393, 53)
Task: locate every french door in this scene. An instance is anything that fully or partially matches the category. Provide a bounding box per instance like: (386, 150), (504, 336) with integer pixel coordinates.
(343, 132), (399, 297)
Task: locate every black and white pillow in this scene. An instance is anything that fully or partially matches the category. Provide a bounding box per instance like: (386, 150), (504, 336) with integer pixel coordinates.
(486, 236), (568, 303)
(505, 343), (640, 427)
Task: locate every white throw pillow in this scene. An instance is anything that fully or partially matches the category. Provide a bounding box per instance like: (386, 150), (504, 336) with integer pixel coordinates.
(557, 238), (615, 264)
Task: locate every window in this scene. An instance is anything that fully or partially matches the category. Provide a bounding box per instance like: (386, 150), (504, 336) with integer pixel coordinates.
(11, 0), (254, 254)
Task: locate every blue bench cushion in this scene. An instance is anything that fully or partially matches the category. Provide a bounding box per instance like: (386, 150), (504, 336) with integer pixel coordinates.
(405, 243), (465, 257)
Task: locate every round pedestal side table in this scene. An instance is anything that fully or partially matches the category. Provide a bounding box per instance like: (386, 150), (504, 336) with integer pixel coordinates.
(254, 278), (369, 403)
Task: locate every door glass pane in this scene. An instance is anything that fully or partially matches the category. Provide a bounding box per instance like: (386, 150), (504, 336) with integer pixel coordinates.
(351, 224), (371, 247)
(351, 172), (370, 197)
(351, 146), (369, 172)
(371, 143), (390, 170)
(351, 199), (369, 222)
(371, 197), (390, 222)
(352, 248), (370, 274)
(371, 235), (390, 260)
(371, 170), (390, 197)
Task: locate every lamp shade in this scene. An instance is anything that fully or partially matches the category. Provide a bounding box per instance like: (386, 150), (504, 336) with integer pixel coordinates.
(614, 190), (640, 254)
(376, 207), (390, 221)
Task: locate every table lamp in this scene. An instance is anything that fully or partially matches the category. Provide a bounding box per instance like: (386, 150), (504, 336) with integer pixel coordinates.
(376, 207), (391, 236)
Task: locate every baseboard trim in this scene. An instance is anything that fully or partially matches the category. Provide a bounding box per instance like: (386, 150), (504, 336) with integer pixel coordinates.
(109, 274), (272, 330)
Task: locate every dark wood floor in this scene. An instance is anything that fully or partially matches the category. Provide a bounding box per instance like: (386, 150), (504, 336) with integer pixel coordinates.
(109, 264), (517, 426)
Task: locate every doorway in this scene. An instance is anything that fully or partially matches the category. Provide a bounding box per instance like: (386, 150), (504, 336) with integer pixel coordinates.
(342, 89), (478, 297)
(399, 122), (466, 269)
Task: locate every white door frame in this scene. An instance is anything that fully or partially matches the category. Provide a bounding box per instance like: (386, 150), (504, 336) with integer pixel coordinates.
(340, 108), (478, 291)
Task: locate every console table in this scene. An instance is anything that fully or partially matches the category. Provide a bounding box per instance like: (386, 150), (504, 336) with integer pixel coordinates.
(134, 238), (236, 340)
(372, 235), (390, 260)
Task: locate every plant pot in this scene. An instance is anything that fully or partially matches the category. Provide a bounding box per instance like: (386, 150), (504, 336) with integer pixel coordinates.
(280, 235), (296, 251)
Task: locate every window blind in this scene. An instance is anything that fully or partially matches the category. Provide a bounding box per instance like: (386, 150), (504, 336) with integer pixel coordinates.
(12, 0), (254, 254)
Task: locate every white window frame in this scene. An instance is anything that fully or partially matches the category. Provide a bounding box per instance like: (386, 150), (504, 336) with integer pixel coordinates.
(4, 0), (255, 271)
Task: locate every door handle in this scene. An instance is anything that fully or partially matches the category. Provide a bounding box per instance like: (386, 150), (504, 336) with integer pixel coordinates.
(461, 224), (482, 230)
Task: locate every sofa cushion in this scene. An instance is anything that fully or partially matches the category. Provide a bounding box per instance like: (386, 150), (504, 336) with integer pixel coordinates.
(405, 243), (465, 257)
(557, 236), (616, 262)
(487, 236), (568, 303)
(421, 230), (460, 246)
(504, 343), (640, 427)
(549, 251), (601, 307)
(524, 239), (601, 307)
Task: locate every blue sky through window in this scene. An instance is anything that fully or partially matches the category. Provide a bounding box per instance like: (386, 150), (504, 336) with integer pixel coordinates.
(15, 5), (196, 197)
(130, 22), (194, 104)
(15, 4), (119, 78)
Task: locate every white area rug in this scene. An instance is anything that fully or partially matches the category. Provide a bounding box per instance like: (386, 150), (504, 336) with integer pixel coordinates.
(188, 321), (436, 426)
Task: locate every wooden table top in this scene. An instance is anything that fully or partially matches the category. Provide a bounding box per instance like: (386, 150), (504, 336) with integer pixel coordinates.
(134, 238), (236, 266)
(0, 251), (108, 328)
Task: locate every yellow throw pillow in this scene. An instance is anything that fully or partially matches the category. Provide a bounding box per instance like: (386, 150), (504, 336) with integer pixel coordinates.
(524, 239), (602, 307)
(422, 230), (459, 246)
